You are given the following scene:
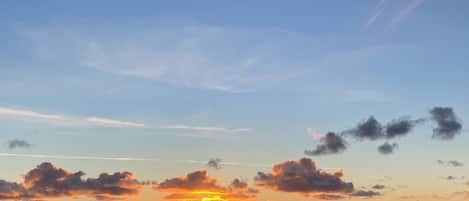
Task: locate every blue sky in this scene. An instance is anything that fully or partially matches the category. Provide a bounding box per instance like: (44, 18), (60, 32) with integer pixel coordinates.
(1, 1), (469, 201)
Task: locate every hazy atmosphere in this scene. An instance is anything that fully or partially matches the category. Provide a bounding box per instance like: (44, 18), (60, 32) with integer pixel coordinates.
(1, 1), (469, 200)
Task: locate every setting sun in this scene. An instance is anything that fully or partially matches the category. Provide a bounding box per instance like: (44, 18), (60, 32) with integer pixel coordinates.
(1, 1), (468, 201)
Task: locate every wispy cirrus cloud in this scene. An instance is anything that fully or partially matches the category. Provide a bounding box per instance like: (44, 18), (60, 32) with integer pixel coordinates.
(86, 117), (145, 128)
(366, 0), (426, 28)
(0, 106), (65, 121)
(389, 0), (426, 28)
(21, 25), (315, 92)
(0, 153), (148, 161)
(159, 124), (251, 133)
(0, 106), (250, 133)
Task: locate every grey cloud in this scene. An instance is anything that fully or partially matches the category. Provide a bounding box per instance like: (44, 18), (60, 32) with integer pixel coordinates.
(350, 190), (381, 197)
(207, 158), (223, 170)
(7, 139), (31, 149)
(377, 142), (398, 155)
(430, 107), (462, 140)
(305, 132), (347, 156)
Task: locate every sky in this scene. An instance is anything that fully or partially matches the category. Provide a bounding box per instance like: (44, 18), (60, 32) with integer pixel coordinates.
(1, 0), (469, 200)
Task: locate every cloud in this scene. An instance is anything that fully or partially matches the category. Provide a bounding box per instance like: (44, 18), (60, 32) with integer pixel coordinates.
(385, 118), (424, 139)
(7, 139), (31, 149)
(24, 26), (310, 92)
(305, 132), (347, 156)
(0, 162), (140, 200)
(371, 184), (386, 190)
(430, 107), (463, 140)
(437, 160), (464, 167)
(159, 124), (251, 133)
(377, 142), (398, 155)
(155, 170), (257, 200)
(389, 0), (426, 28)
(254, 158), (354, 194)
(366, 0), (426, 29)
(0, 106), (250, 135)
(86, 117), (145, 128)
(0, 153), (147, 161)
(350, 190), (381, 197)
(207, 158), (223, 170)
(0, 106), (65, 121)
(366, 0), (386, 27)
(315, 193), (346, 200)
(306, 128), (323, 140)
(344, 116), (384, 140)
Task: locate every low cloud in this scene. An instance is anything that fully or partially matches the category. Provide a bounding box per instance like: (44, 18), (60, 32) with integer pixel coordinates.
(254, 158), (354, 194)
(430, 107), (463, 140)
(7, 139), (31, 149)
(350, 190), (380, 197)
(207, 158), (223, 170)
(305, 132), (347, 156)
(437, 160), (464, 167)
(344, 116), (384, 141)
(306, 106), (463, 156)
(155, 170), (257, 200)
(0, 162), (140, 200)
(385, 118), (424, 139)
(377, 142), (398, 155)
(371, 184), (386, 190)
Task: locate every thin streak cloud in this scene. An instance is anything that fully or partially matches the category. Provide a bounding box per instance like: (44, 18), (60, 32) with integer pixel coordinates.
(86, 117), (145, 128)
(0, 106), (65, 121)
(0, 153), (148, 161)
(0, 106), (249, 133)
(366, 0), (386, 27)
(160, 124), (251, 133)
(389, 0), (426, 28)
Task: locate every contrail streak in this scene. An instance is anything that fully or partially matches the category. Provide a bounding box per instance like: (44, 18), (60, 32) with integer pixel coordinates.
(0, 153), (149, 161)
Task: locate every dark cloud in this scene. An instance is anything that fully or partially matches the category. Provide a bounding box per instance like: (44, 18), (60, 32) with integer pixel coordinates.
(344, 116), (384, 140)
(372, 184), (386, 190)
(156, 170), (257, 200)
(430, 107), (463, 140)
(350, 190), (380, 197)
(437, 160), (464, 167)
(7, 139), (31, 149)
(207, 158), (223, 170)
(0, 162), (140, 200)
(305, 132), (347, 156)
(315, 193), (346, 200)
(254, 158), (354, 194)
(385, 118), (424, 139)
(377, 142), (398, 155)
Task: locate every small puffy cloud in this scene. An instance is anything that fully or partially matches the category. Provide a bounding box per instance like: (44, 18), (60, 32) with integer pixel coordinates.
(377, 142), (398, 155)
(430, 107), (463, 140)
(315, 193), (346, 200)
(350, 190), (380, 197)
(7, 139), (31, 149)
(385, 118), (424, 139)
(207, 158), (223, 170)
(437, 160), (464, 167)
(155, 170), (257, 200)
(371, 184), (386, 190)
(305, 132), (347, 156)
(254, 158), (354, 194)
(0, 162), (140, 200)
(344, 116), (384, 141)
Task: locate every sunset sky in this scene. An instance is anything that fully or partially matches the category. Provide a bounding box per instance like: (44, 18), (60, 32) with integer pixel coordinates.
(1, 0), (469, 201)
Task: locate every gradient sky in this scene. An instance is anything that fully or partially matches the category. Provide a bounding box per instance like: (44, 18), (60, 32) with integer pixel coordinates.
(1, 0), (469, 201)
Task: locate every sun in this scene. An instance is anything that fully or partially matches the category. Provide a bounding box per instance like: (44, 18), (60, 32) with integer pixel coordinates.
(190, 191), (228, 201)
